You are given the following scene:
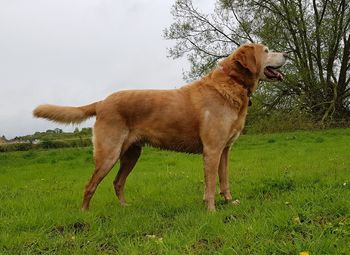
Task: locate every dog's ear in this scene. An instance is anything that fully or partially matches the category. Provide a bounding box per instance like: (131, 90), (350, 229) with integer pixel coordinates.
(233, 45), (257, 75)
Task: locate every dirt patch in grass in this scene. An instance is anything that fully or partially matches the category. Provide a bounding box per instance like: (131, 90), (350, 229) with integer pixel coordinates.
(49, 221), (90, 236)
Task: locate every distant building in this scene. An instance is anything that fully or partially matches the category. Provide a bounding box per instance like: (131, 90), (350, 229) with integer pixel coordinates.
(7, 140), (30, 144)
(32, 139), (41, 145)
(46, 128), (63, 134)
(54, 128), (63, 134)
(0, 135), (7, 144)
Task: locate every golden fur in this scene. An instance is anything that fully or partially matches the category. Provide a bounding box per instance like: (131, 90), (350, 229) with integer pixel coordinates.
(33, 102), (98, 124)
(33, 43), (287, 211)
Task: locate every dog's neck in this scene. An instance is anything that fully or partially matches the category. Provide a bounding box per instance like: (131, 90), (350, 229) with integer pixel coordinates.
(218, 65), (253, 106)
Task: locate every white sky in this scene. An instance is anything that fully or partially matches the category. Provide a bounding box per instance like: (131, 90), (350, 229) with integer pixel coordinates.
(0, 0), (213, 138)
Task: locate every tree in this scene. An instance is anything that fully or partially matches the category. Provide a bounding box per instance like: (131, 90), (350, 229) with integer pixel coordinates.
(164, 0), (350, 123)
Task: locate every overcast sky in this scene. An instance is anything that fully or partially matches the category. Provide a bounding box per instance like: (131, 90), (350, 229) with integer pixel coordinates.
(0, 0), (213, 138)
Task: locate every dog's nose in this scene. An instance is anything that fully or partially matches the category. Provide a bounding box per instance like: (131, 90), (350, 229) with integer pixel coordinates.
(283, 51), (293, 58)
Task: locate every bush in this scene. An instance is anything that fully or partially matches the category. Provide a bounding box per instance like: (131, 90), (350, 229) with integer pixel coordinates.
(246, 110), (318, 134)
(0, 143), (36, 152)
(0, 138), (92, 152)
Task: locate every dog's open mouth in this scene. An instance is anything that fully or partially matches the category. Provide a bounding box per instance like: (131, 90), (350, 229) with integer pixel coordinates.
(264, 66), (283, 81)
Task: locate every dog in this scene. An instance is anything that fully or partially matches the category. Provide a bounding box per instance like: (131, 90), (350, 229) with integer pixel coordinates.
(33, 43), (287, 211)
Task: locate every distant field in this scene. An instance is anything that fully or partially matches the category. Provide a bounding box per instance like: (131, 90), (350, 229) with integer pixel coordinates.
(1, 129), (350, 254)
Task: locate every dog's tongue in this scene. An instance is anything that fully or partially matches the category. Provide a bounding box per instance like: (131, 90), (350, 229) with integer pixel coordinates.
(265, 67), (283, 81)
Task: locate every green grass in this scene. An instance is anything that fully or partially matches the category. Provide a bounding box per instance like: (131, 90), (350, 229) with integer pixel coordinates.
(1, 129), (350, 254)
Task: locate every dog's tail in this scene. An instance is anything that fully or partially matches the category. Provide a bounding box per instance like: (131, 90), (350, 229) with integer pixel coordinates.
(33, 101), (99, 124)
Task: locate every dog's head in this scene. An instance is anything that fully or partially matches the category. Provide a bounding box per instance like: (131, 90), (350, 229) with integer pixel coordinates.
(219, 43), (288, 91)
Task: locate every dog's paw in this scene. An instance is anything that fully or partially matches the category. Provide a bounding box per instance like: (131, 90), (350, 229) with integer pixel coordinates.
(207, 206), (217, 213)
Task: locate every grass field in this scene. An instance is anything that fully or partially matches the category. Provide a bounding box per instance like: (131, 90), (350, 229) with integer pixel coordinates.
(1, 128), (350, 254)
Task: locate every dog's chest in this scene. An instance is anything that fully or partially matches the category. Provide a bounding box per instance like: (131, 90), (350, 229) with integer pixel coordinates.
(225, 110), (246, 146)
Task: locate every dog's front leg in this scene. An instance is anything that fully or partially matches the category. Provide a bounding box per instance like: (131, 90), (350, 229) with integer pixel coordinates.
(218, 146), (233, 201)
(203, 147), (222, 211)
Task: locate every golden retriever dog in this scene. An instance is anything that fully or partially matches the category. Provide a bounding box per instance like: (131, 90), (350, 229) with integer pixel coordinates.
(33, 43), (287, 211)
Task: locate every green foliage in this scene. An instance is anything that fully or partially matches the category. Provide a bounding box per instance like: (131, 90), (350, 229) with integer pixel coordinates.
(19, 127), (92, 141)
(0, 128), (93, 152)
(40, 138), (92, 149)
(0, 138), (92, 152)
(1, 129), (350, 254)
(246, 109), (316, 133)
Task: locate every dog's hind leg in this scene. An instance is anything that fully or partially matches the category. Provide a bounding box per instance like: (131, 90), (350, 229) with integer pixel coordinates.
(113, 145), (142, 206)
(81, 122), (128, 211)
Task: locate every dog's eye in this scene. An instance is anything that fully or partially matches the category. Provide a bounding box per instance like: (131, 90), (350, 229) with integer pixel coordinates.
(264, 48), (269, 53)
